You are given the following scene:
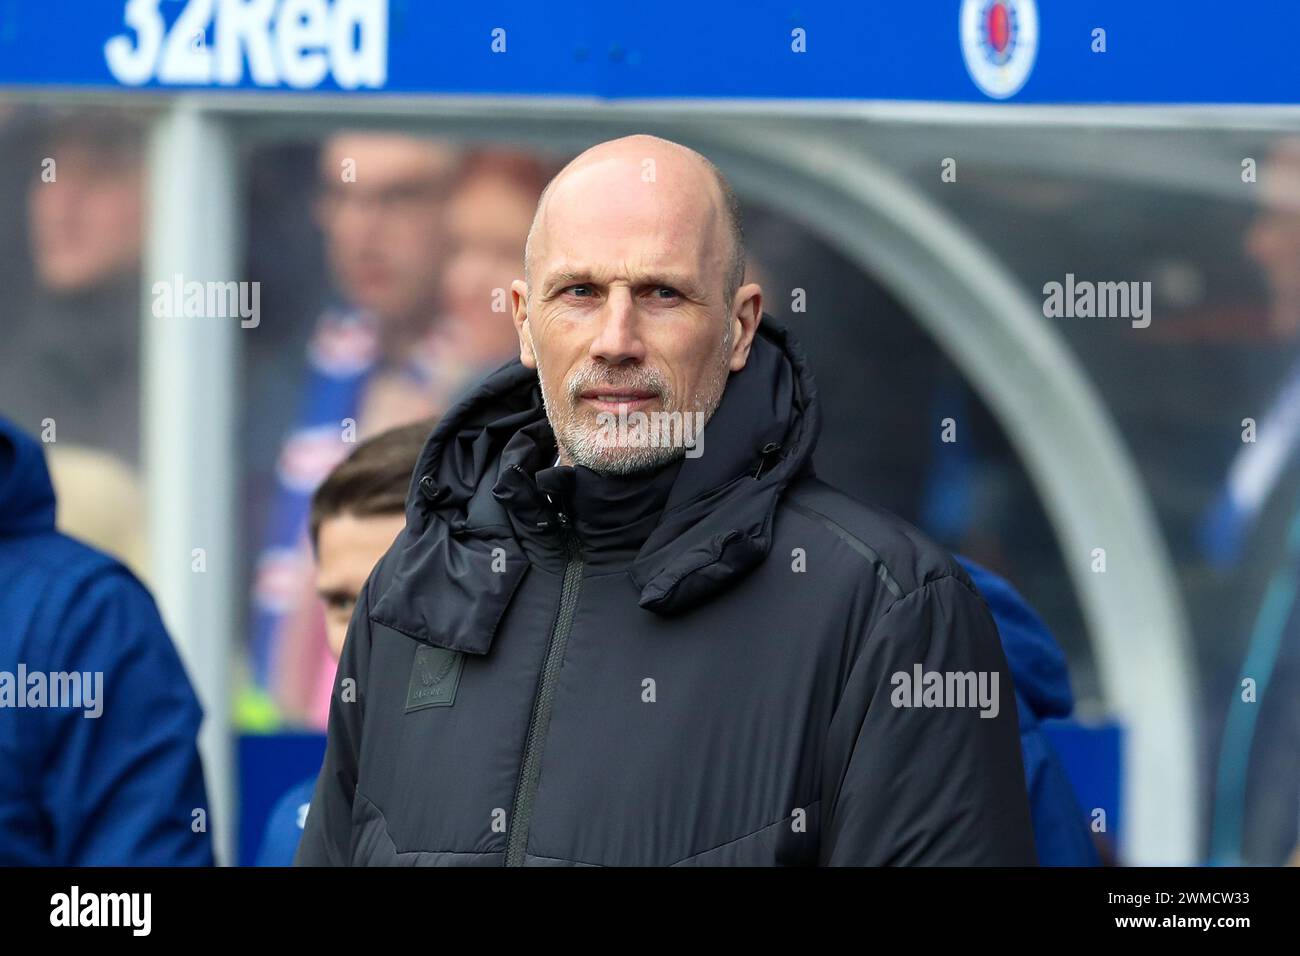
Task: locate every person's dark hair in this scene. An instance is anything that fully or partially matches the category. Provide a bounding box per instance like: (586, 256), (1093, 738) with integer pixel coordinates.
(453, 146), (559, 201)
(308, 420), (434, 552)
(9, 106), (149, 176)
(41, 108), (147, 166)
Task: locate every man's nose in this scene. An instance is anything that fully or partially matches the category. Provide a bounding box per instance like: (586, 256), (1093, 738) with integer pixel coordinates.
(589, 289), (646, 365)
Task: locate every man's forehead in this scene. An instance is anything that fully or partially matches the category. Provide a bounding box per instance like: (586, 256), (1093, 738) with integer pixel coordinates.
(535, 253), (709, 289)
(525, 143), (734, 287)
(533, 198), (719, 273)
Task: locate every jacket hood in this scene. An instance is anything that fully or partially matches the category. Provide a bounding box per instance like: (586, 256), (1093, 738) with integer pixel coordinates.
(0, 417), (57, 538)
(370, 317), (821, 655)
(957, 557), (1074, 721)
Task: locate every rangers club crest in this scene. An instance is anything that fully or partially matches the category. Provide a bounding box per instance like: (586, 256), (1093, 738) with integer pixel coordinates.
(960, 0), (1039, 99)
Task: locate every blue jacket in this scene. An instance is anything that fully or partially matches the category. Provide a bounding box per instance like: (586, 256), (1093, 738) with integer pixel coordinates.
(958, 557), (1100, 866)
(0, 418), (213, 865)
(256, 776), (315, 866)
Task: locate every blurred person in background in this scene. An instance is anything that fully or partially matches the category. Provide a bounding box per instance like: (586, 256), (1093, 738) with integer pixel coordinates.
(0, 416), (212, 865)
(254, 421), (431, 865)
(0, 109), (152, 580)
(1201, 136), (1300, 865)
(957, 559), (1101, 865)
(0, 109), (145, 464)
(437, 148), (556, 368)
(1201, 137), (1300, 570)
(249, 137), (554, 727)
(1246, 138), (1300, 341)
(248, 132), (460, 727)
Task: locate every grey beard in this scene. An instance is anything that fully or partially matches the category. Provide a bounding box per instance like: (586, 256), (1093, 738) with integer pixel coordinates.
(530, 318), (733, 476)
(563, 428), (690, 476)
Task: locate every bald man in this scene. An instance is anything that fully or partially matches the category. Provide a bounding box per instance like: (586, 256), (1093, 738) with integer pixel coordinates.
(297, 135), (1036, 866)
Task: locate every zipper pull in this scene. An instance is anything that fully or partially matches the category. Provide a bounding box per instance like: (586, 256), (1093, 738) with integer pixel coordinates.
(550, 504), (583, 559)
(754, 441), (782, 480)
(543, 490), (576, 550)
(543, 489), (567, 527)
(555, 507), (580, 552)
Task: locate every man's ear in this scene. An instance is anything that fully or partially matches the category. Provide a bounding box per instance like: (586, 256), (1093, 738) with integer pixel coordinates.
(511, 279), (537, 369)
(728, 283), (763, 372)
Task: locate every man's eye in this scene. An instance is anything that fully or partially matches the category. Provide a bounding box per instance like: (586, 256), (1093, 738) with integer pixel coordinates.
(326, 595), (355, 613)
(652, 287), (681, 300)
(564, 284), (593, 297)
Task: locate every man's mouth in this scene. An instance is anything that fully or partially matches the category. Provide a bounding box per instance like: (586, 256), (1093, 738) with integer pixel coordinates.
(578, 389), (659, 414)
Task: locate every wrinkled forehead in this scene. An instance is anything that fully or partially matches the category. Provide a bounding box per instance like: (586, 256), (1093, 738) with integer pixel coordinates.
(532, 157), (726, 281)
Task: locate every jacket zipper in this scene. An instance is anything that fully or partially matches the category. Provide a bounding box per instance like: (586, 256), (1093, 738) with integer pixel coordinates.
(504, 508), (584, 866)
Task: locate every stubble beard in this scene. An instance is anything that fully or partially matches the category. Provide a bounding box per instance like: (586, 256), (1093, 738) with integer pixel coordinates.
(530, 320), (733, 476)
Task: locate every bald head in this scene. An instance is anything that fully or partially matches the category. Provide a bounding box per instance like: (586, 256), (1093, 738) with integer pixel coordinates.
(509, 134), (763, 474)
(524, 135), (745, 305)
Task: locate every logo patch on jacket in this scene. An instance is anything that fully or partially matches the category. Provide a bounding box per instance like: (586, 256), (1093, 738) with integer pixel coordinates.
(405, 644), (464, 712)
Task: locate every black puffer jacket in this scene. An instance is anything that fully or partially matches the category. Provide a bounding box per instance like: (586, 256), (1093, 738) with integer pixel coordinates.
(297, 318), (1036, 866)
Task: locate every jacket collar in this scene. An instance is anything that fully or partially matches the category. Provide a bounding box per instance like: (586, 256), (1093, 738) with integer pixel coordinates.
(369, 317), (821, 653)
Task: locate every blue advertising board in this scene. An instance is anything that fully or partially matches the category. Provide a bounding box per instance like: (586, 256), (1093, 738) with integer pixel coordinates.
(0, 0), (1298, 105)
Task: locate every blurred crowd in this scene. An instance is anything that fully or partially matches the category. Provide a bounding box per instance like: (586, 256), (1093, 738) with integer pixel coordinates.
(0, 100), (1297, 864)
